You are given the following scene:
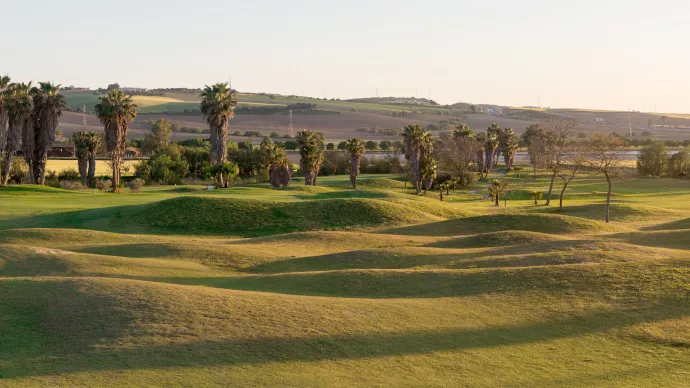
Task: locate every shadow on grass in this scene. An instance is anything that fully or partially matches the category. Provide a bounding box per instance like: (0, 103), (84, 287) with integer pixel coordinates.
(643, 218), (690, 231)
(149, 261), (687, 298)
(1, 298), (685, 379)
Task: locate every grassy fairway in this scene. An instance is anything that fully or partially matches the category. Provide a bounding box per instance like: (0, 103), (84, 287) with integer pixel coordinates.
(0, 172), (688, 386)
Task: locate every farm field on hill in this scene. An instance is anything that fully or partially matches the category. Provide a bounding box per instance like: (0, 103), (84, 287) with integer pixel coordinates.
(59, 91), (690, 141)
(0, 171), (688, 386)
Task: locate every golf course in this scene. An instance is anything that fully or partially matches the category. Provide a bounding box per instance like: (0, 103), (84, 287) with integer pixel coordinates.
(0, 170), (688, 387)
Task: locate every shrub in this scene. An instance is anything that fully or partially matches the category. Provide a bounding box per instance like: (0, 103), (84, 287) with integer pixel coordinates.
(59, 180), (86, 190)
(4, 157), (29, 183)
(127, 178), (145, 193)
(454, 170), (477, 188)
(44, 170), (60, 188)
(637, 142), (667, 177)
(97, 179), (112, 192)
(58, 168), (81, 182)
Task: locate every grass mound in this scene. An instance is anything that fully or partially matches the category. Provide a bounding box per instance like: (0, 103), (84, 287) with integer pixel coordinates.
(138, 197), (444, 236)
(615, 230), (690, 250)
(355, 178), (406, 189)
(647, 217), (690, 231)
(384, 213), (614, 236)
(430, 231), (569, 249)
(0, 228), (162, 246)
(534, 203), (689, 223)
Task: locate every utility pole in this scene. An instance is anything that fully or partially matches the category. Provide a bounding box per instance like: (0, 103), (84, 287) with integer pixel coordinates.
(82, 105), (88, 130)
(289, 108), (294, 138)
(629, 115), (633, 138)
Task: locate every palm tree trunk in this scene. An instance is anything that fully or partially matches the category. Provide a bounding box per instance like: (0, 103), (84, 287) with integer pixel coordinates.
(88, 151), (96, 187)
(350, 156), (359, 189)
(33, 150), (48, 185)
(2, 150), (15, 185)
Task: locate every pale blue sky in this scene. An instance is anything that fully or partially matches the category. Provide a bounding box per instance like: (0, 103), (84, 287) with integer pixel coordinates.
(2, 0), (689, 112)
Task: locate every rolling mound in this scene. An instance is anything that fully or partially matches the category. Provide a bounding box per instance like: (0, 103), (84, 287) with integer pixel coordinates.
(535, 203), (690, 223)
(430, 231), (570, 249)
(138, 197), (445, 236)
(383, 213), (616, 236)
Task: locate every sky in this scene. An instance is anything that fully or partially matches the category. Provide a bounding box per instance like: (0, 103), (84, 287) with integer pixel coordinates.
(2, 0), (689, 112)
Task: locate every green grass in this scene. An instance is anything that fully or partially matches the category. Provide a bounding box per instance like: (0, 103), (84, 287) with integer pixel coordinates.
(0, 172), (688, 386)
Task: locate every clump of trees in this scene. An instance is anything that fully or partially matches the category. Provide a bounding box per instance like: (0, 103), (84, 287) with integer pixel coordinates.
(0, 77), (66, 186)
(72, 131), (101, 186)
(637, 141), (690, 178)
(345, 138), (366, 189)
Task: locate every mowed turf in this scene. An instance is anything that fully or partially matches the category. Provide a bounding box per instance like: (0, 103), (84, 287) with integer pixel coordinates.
(0, 172), (688, 386)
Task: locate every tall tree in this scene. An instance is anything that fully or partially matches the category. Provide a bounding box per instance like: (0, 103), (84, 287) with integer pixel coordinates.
(345, 137), (366, 189)
(2, 83), (33, 186)
(94, 89), (137, 191)
(0, 75), (11, 165)
(474, 132), (487, 179)
(498, 127), (518, 171)
(557, 142), (587, 210)
(588, 133), (625, 223)
(31, 82), (66, 184)
(402, 124), (434, 194)
(200, 83), (237, 187)
(142, 118), (173, 155)
(296, 130), (325, 186)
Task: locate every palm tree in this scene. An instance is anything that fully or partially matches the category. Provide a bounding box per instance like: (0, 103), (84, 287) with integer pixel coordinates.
(200, 83), (237, 187)
(260, 137), (291, 189)
(2, 83), (33, 186)
(402, 124), (434, 194)
(345, 137), (366, 189)
(31, 82), (66, 184)
(474, 132), (487, 179)
(484, 123), (501, 173)
(0, 75), (11, 159)
(86, 132), (101, 187)
(72, 131), (91, 183)
(296, 130), (324, 186)
(499, 128), (518, 171)
(94, 89), (137, 191)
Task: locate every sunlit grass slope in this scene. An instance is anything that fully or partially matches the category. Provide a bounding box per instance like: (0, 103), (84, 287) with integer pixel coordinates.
(0, 172), (688, 386)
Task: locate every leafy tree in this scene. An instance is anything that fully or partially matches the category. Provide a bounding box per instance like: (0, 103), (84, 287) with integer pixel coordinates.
(521, 124), (550, 180)
(345, 138), (366, 188)
(143, 118), (173, 154)
(284, 140), (298, 150)
(543, 117), (578, 205)
(636, 141), (667, 177)
(474, 132), (487, 179)
(337, 141), (347, 150)
(402, 124), (434, 194)
(200, 83), (237, 187)
(557, 142), (587, 210)
(667, 150), (690, 178)
(379, 140), (392, 150)
(498, 128), (518, 171)
(326, 142), (335, 150)
(296, 130), (325, 185)
(365, 140), (378, 151)
(30, 82), (66, 184)
(94, 89), (137, 191)
(588, 133), (625, 223)
(2, 83), (33, 186)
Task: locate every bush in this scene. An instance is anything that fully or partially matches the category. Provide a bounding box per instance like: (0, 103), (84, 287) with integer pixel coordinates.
(97, 179), (112, 192)
(6, 157), (29, 183)
(127, 178), (145, 193)
(44, 170), (60, 187)
(454, 170), (477, 188)
(58, 168), (81, 182)
(637, 142), (667, 177)
(59, 180), (86, 190)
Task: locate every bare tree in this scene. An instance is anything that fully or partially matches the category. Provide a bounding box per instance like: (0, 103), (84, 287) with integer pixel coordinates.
(588, 133), (626, 223)
(544, 117), (579, 205)
(557, 142), (587, 210)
